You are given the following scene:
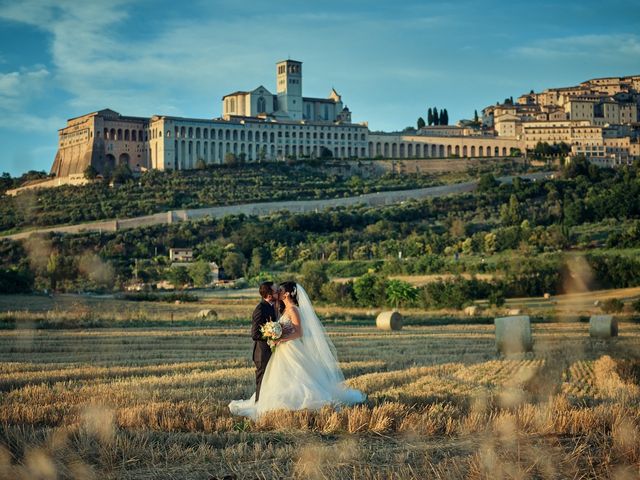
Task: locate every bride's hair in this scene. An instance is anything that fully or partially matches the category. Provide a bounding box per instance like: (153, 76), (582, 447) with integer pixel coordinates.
(279, 281), (299, 306)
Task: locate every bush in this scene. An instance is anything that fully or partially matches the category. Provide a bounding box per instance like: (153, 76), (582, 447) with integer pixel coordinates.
(353, 273), (387, 308)
(321, 281), (355, 305)
(600, 298), (624, 314)
(633, 299), (640, 313)
(301, 261), (329, 300)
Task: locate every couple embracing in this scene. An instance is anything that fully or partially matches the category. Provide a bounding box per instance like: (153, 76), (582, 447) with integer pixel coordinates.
(229, 281), (365, 419)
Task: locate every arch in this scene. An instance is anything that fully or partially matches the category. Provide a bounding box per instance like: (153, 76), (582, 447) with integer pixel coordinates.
(174, 140), (179, 168)
(383, 143), (389, 157)
(233, 130), (238, 141)
(479, 146), (484, 156)
(181, 141), (186, 169)
(118, 153), (130, 165)
(257, 96), (266, 113)
(494, 146), (500, 156)
(188, 127), (193, 138)
(408, 144), (413, 157)
(392, 143), (397, 157)
(196, 141), (201, 160)
(188, 141), (193, 168)
(341, 146), (345, 158)
(269, 132), (275, 143)
(203, 128), (208, 139)
(263, 132), (268, 142)
(116, 128), (122, 141)
(361, 147), (366, 157)
(132, 130), (137, 142)
(399, 143), (405, 157)
(502, 147), (507, 156)
(376, 143), (382, 156)
(470, 146), (476, 157)
(104, 154), (116, 170)
(423, 144), (429, 157)
(447, 145), (452, 157)
(139, 130), (143, 141)
(247, 131), (253, 142)
(211, 128), (216, 139)
(103, 128), (109, 139)
(240, 130), (245, 141)
(218, 130), (223, 140)
(462, 146), (468, 157)
(180, 127), (186, 138)
(124, 129), (130, 141)
(454, 145), (460, 156)
(368, 142), (374, 157)
(210, 142), (216, 162)
(203, 142), (207, 161)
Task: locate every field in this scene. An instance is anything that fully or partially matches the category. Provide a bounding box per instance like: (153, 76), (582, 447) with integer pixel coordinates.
(1, 311), (639, 479)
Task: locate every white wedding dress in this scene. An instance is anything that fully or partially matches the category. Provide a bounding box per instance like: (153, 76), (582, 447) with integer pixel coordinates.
(229, 284), (365, 420)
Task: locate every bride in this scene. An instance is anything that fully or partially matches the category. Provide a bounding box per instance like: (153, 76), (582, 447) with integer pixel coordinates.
(229, 281), (366, 419)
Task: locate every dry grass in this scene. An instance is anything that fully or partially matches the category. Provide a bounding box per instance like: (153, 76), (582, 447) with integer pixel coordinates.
(0, 321), (639, 478)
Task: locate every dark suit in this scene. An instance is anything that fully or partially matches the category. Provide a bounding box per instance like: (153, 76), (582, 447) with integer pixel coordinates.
(251, 299), (276, 401)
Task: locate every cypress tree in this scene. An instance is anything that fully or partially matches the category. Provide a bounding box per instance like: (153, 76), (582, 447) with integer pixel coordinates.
(427, 108), (433, 126)
(433, 107), (439, 126)
(417, 117), (426, 129)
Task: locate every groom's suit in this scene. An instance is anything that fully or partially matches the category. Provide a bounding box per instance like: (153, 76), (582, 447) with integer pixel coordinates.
(251, 299), (277, 401)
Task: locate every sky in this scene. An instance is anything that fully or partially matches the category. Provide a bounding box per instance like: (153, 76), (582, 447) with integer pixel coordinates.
(0, 0), (638, 177)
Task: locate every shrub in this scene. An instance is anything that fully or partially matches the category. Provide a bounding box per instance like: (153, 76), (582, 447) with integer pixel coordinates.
(600, 298), (624, 314)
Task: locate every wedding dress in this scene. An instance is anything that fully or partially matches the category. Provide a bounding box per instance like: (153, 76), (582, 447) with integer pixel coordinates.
(228, 284), (365, 420)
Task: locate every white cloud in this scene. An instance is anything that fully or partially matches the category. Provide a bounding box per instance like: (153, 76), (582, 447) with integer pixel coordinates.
(511, 33), (640, 59)
(0, 66), (50, 110)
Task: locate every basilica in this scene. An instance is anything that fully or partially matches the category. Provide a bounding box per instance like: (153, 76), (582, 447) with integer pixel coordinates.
(50, 59), (520, 179)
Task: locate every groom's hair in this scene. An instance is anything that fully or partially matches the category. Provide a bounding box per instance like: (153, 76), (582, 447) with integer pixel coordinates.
(259, 281), (274, 299)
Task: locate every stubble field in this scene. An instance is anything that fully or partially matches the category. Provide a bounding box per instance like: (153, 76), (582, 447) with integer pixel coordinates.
(0, 321), (639, 479)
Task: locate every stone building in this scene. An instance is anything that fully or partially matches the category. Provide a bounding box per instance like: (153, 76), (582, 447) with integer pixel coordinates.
(50, 109), (149, 178)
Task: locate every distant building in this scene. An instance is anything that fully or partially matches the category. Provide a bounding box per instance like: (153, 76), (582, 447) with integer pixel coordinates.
(169, 248), (193, 263)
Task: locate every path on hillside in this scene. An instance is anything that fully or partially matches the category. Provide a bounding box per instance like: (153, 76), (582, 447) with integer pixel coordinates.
(2, 172), (552, 240)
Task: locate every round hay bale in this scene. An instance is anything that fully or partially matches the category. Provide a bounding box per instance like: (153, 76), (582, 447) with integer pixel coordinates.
(494, 315), (533, 355)
(376, 311), (403, 331)
(464, 305), (479, 317)
(507, 308), (521, 316)
(589, 315), (618, 338)
(197, 309), (214, 319)
(543, 293), (551, 300)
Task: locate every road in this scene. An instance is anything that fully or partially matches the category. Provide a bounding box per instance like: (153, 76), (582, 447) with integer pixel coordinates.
(2, 171), (552, 240)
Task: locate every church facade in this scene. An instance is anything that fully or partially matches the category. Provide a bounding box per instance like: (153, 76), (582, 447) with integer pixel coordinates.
(50, 59), (521, 178)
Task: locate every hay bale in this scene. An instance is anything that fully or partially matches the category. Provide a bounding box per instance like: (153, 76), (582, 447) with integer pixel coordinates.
(494, 315), (533, 355)
(507, 308), (521, 316)
(376, 311), (403, 331)
(543, 293), (551, 300)
(197, 309), (215, 319)
(464, 305), (479, 317)
(589, 315), (618, 338)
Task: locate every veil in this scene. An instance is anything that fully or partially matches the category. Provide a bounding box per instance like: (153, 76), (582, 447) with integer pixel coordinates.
(295, 283), (345, 386)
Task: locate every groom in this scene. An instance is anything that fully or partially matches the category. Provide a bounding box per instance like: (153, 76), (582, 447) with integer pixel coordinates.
(251, 281), (278, 402)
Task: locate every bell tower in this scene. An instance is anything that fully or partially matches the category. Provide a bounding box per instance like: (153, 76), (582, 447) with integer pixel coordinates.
(276, 59), (303, 120)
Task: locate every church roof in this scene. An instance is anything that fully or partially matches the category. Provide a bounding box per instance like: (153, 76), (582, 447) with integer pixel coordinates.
(303, 96), (336, 104)
(222, 90), (249, 99)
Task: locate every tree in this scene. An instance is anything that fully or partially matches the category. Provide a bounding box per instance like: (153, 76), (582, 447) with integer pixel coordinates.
(112, 163), (133, 184)
(195, 158), (207, 170)
(478, 173), (499, 192)
(224, 152), (238, 166)
(500, 194), (523, 226)
(385, 279), (418, 309)
(353, 273), (387, 307)
(46, 252), (62, 291)
(168, 266), (190, 289)
(441, 109), (449, 126)
(301, 261), (329, 300)
(188, 260), (211, 287)
(320, 147), (333, 159)
(222, 251), (246, 279)
(427, 108), (433, 126)
(417, 117), (426, 129)
(83, 164), (98, 180)
(473, 109), (479, 124)
(433, 106), (439, 126)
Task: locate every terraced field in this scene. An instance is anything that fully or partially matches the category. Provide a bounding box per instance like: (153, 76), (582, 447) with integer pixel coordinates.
(1, 323), (639, 479)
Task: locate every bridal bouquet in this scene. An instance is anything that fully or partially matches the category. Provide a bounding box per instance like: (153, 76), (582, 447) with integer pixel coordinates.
(261, 321), (283, 351)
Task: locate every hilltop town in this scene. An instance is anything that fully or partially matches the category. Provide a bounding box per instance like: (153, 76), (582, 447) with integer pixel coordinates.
(5, 63), (640, 197)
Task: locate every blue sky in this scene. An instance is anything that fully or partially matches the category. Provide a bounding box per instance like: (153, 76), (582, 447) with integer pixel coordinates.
(0, 0), (638, 176)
